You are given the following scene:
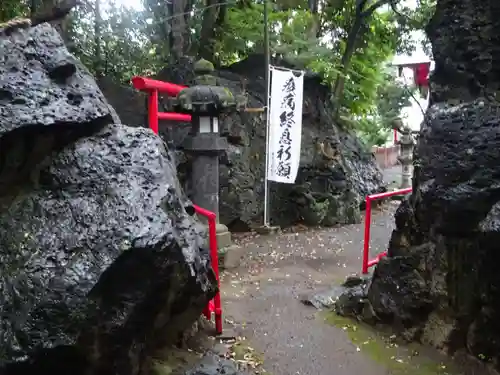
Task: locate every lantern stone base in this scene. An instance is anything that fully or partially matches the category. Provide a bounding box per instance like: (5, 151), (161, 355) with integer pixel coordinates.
(255, 225), (280, 235)
(216, 223), (232, 248)
(209, 223), (244, 270)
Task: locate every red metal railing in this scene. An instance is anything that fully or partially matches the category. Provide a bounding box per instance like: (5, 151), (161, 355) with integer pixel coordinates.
(131, 76), (192, 134)
(132, 76), (222, 334)
(362, 187), (412, 274)
(193, 205), (222, 334)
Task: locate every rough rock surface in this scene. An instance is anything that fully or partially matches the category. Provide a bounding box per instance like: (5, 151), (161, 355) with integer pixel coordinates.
(0, 24), (216, 375)
(355, 0), (500, 369)
(100, 55), (386, 230)
(301, 275), (371, 316)
(366, 101), (500, 357)
(0, 23), (119, 136)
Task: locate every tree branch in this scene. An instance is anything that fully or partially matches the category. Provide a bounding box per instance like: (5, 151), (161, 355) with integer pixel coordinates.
(389, 0), (420, 26)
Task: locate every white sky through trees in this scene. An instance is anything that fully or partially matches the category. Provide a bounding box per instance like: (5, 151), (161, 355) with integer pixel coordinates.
(115, 0), (142, 10)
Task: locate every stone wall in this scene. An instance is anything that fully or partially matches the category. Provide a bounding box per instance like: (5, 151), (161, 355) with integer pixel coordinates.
(100, 55), (387, 231)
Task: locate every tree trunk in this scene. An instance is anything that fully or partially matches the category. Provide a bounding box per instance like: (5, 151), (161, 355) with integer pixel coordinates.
(145, 0), (171, 58)
(170, 0), (187, 61)
(93, 0), (102, 77)
(307, 0), (320, 37)
(331, 14), (364, 115)
(197, 0), (227, 62)
(30, 0), (38, 16)
(184, 0), (194, 54)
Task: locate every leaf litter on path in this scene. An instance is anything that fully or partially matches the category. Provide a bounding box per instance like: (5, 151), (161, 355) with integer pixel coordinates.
(217, 335), (269, 374)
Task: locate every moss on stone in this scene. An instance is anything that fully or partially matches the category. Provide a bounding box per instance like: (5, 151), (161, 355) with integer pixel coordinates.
(301, 198), (329, 225)
(320, 311), (460, 375)
(194, 58), (215, 73)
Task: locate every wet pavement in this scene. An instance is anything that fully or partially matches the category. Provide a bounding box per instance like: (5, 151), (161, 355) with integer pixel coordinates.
(220, 204), (398, 375)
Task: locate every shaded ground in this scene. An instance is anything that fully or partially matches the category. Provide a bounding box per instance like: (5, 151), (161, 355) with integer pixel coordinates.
(220, 200), (494, 375)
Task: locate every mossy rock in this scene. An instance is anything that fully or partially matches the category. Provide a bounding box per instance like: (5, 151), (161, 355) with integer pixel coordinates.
(300, 198), (329, 226)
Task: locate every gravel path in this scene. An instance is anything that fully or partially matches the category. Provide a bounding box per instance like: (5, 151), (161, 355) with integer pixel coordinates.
(220, 204), (399, 375)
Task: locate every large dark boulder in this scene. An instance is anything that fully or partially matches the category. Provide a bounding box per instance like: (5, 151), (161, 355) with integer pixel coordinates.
(364, 0), (500, 369)
(0, 23), (216, 375)
(0, 22), (119, 137)
(100, 55), (386, 231)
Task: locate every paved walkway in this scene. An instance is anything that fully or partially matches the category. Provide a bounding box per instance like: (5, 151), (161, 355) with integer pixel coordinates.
(221, 204), (398, 375)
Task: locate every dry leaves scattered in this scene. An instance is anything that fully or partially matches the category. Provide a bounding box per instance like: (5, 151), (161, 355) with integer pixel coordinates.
(217, 335), (269, 374)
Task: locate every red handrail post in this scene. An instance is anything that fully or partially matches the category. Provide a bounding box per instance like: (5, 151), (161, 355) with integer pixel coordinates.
(148, 90), (159, 134)
(192, 204), (222, 334)
(208, 215), (222, 334)
(362, 196), (372, 274)
(362, 187), (413, 274)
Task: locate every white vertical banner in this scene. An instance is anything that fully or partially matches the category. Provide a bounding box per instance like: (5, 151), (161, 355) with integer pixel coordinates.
(267, 67), (304, 184)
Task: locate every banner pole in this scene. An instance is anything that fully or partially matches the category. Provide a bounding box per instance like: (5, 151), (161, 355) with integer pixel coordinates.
(263, 0), (271, 227)
(263, 66), (272, 227)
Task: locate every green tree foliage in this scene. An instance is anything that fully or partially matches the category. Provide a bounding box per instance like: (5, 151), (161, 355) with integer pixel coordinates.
(0, 0), (30, 21)
(68, 0), (162, 82)
(356, 73), (415, 147)
(0, 0), (436, 145)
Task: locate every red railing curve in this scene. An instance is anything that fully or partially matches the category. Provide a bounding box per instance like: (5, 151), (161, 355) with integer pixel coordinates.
(362, 187), (412, 274)
(132, 77), (222, 334)
(131, 76), (192, 134)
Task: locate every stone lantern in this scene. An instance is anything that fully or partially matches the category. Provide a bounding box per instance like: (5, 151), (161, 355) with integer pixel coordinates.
(392, 117), (415, 189)
(174, 58), (241, 267)
(398, 128), (414, 189)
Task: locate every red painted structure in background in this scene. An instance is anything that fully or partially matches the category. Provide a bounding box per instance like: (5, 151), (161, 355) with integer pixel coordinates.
(396, 62), (431, 88)
(413, 63), (430, 88)
(362, 187), (412, 274)
(132, 76), (223, 334)
(372, 145), (399, 169)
